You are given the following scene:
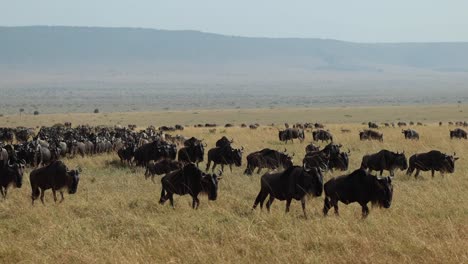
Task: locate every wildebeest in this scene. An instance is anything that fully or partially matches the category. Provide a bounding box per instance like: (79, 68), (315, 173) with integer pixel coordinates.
(398, 122), (407, 127)
(305, 143), (320, 153)
(244, 148), (293, 175)
(312, 130), (333, 142)
(252, 166), (323, 219)
(279, 128), (305, 143)
(450, 128), (467, 139)
(159, 163), (222, 209)
(323, 169), (393, 218)
(178, 138), (205, 166)
(368, 122), (379, 129)
(361, 150), (407, 176)
(406, 150), (459, 178)
(117, 144), (137, 164)
(145, 159), (183, 182)
(359, 129), (383, 142)
(29, 160), (81, 204)
(134, 141), (177, 167)
(215, 136), (233, 148)
(402, 129), (420, 140)
(0, 160), (25, 198)
(206, 146), (243, 172)
(0, 147), (8, 167)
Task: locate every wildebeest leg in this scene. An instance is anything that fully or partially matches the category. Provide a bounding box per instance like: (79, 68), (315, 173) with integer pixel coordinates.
(59, 191), (64, 203)
(205, 160), (211, 171)
(229, 164), (233, 172)
(169, 194), (174, 208)
(380, 170), (383, 176)
(285, 198), (292, 213)
(361, 203), (370, 218)
(390, 170), (394, 177)
(159, 188), (167, 205)
(40, 190), (45, 204)
(332, 199), (339, 216)
(431, 169), (435, 178)
(0, 187), (4, 199)
(323, 196), (331, 216)
(301, 197), (307, 219)
(151, 174), (156, 184)
(192, 196), (200, 209)
(415, 169), (420, 179)
(266, 196), (275, 212)
(52, 189), (58, 203)
(257, 167), (262, 174)
(252, 189), (268, 210)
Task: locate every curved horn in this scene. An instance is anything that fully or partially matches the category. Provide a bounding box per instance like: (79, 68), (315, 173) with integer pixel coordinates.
(302, 163), (311, 172)
(347, 149), (351, 154)
(291, 152), (295, 157)
(283, 148), (287, 153)
(217, 169), (223, 178)
(241, 146), (244, 151)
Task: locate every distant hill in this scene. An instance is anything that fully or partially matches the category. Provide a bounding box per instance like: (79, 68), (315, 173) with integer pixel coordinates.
(1, 26), (468, 71)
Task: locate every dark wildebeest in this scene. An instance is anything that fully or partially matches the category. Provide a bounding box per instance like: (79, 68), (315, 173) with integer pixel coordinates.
(117, 144), (137, 165)
(314, 123), (324, 129)
(252, 166), (324, 219)
(215, 136), (233, 148)
(328, 151), (350, 172)
(406, 150), (459, 178)
(361, 150), (407, 176)
(450, 128), (467, 139)
(178, 138), (206, 166)
(303, 151), (330, 172)
(312, 130), (333, 142)
(305, 143), (320, 153)
(402, 129), (420, 140)
(279, 128), (305, 143)
(323, 169), (393, 218)
(397, 122), (407, 127)
(159, 163), (222, 209)
(145, 159), (183, 183)
(206, 146), (243, 172)
(244, 148), (293, 175)
(0, 160), (25, 198)
(368, 122), (379, 129)
(29, 160), (81, 204)
(359, 130), (383, 142)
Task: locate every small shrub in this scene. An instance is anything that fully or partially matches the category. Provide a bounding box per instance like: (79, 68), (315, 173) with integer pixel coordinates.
(33, 111), (39, 115)
(94, 108), (100, 114)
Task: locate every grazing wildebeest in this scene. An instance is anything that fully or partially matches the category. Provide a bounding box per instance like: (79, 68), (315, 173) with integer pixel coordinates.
(0, 160), (25, 198)
(312, 130), (333, 142)
(305, 143), (320, 153)
(323, 169), (393, 218)
(206, 146), (243, 172)
(328, 151), (350, 172)
(244, 148), (293, 175)
(368, 122), (379, 129)
(159, 163), (222, 209)
(145, 159), (183, 182)
(0, 147), (8, 167)
(215, 136), (233, 148)
(252, 166), (324, 219)
(361, 150), (407, 176)
(314, 123), (324, 129)
(450, 128), (467, 139)
(359, 130), (383, 142)
(406, 150), (459, 178)
(402, 129), (420, 140)
(302, 151), (330, 172)
(397, 122), (407, 127)
(279, 128), (305, 143)
(29, 160), (81, 204)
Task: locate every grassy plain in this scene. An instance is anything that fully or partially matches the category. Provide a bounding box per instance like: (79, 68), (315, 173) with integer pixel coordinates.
(0, 105), (467, 264)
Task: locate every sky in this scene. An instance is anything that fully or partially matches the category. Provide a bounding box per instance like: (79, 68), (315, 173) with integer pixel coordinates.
(1, 0), (468, 42)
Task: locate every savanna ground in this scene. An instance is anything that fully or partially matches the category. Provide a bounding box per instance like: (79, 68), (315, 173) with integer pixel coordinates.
(0, 105), (467, 264)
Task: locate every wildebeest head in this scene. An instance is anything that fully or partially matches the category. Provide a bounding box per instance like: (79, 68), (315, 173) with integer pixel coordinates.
(278, 131), (286, 141)
(232, 147), (244, 166)
(303, 166), (324, 197)
(335, 152), (349, 171)
(441, 153), (459, 173)
(67, 168), (81, 194)
(201, 170), (222, 200)
(8, 160), (26, 188)
(395, 152), (408, 171)
(374, 176), (393, 208)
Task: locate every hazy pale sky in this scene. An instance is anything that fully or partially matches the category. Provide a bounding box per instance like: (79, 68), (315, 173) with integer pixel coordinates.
(1, 0), (468, 42)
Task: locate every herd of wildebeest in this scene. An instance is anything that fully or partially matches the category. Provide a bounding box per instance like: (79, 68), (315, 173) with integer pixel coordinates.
(0, 120), (466, 218)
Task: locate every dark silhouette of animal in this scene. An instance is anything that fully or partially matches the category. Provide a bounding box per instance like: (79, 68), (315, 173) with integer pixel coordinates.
(361, 150), (408, 176)
(178, 143), (205, 166)
(0, 160), (25, 198)
(159, 163), (222, 209)
(145, 159), (183, 182)
(397, 122), (407, 127)
(312, 130), (333, 142)
(406, 150), (459, 178)
(402, 129), (420, 140)
(368, 122), (379, 129)
(279, 128), (304, 143)
(305, 143), (320, 153)
(0, 147), (8, 167)
(359, 130), (383, 141)
(450, 128), (467, 139)
(134, 141), (177, 167)
(117, 144), (137, 164)
(244, 148), (293, 175)
(30, 160), (81, 204)
(323, 169), (393, 218)
(206, 146), (243, 172)
(252, 166), (323, 219)
(215, 136), (233, 148)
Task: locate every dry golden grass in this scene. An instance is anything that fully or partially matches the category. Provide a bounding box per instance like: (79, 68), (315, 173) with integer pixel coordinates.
(0, 107), (467, 264)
